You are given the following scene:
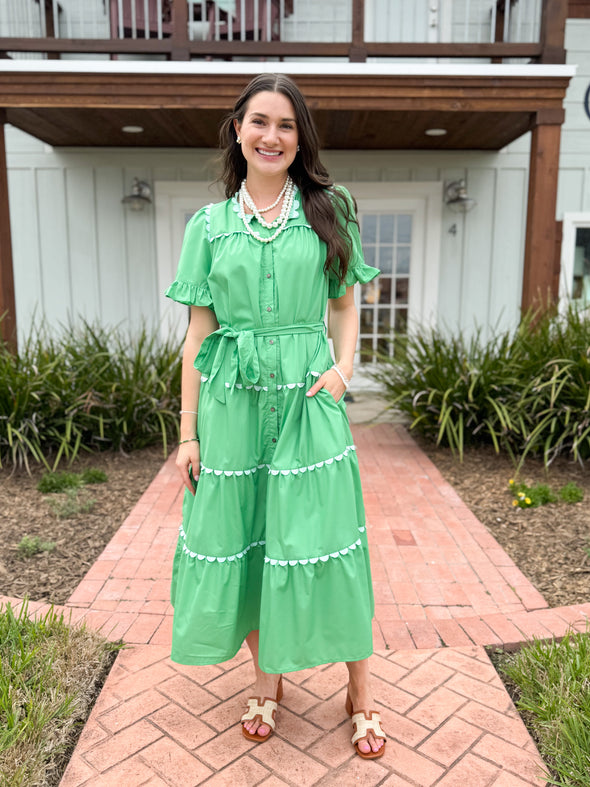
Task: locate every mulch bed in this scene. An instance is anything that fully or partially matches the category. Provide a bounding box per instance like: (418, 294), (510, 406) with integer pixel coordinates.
(0, 446), (168, 605)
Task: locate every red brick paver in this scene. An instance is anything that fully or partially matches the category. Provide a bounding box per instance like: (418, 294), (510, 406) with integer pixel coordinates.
(4, 422), (586, 785)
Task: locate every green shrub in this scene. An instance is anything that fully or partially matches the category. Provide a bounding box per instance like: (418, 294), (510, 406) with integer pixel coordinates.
(17, 535), (56, 558)
(373, 305), (590, 466)
(559, 482), (584, 504)
(0, 321), (182, 471)
(37, 471), (83, 494)
(80, 468), (108, 485)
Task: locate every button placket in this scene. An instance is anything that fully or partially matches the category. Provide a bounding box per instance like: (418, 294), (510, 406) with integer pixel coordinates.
(260, 244), (280, 452)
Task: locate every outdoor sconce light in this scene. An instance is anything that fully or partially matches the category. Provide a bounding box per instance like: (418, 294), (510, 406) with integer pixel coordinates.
(122, 178), (152, 211)
(444, 180), (477, 214)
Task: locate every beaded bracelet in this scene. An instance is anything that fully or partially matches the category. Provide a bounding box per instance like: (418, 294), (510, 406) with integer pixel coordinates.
(331, 363), (351, 389)
(180, 410), (198, 415)
(178, 437), (199, 445)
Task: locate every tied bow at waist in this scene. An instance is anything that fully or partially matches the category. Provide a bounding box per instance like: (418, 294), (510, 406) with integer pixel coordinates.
(194, 322), (325, 403)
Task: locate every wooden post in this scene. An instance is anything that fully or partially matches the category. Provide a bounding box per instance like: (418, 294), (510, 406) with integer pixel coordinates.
(521, 111), (563, 315)
(350, 0), (366, 62)
(170, 0), (190, 60)
(539, 0), (567, 63)
(0, 110), (16, 351)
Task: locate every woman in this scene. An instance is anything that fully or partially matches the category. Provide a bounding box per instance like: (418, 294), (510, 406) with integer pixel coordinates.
(165, 73), (385, 759)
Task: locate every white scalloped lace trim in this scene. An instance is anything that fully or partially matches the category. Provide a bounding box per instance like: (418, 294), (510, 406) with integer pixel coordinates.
(200, 444), (356, 477)
(265, 527), (366, 566)
(179, 526), (266, 562)
(178, 525), (366, 565)
(200, 371), (320, 389)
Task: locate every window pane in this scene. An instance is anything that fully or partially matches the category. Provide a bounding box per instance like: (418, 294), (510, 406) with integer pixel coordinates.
(395, 308), (408, 333)
(378, 308), (392, 335)
(398, 214), (412, 243)
(378, 245), (393, 274)
(396, 246), (410, 275)
(360, 308), (373, 332)
(379, 214), (395, 244)
(378, 277), (392, 305)
(395, 278), (409, 304)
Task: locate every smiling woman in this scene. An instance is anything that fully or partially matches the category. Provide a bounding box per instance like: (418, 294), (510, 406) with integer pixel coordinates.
(164, 73), (387, 760)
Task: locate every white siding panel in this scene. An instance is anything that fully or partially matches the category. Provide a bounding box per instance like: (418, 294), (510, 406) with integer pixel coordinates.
(437, 166), (469, 331)
(8, 168), (42, 334)
(95, 168), (129, 328)
(557, 168), (586, 218)
(66, 167), (100, 322)
(489, 167), (526, 331)
(460, 168), (496, 331)
(122, 169), (158, 329)
(37, 169), (72, 325)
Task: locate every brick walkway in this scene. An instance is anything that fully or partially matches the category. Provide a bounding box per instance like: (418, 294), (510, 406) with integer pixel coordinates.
(3, 421), (590, 786)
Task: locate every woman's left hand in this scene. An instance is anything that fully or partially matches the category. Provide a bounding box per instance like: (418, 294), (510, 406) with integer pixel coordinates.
(305, 368), (346, 403)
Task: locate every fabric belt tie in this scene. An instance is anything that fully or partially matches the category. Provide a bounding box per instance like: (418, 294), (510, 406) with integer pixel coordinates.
(194, 321), (325, 403)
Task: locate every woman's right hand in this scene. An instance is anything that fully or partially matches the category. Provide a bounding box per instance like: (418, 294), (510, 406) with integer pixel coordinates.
(176, 440), (200, 496)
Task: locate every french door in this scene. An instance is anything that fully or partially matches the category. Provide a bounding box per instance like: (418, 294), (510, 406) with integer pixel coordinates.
(351, 183), (442, 389)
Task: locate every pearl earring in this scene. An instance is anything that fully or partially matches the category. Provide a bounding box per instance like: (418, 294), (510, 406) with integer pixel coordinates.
(236, 135), (242, 144)
(297, 145), (300, 152)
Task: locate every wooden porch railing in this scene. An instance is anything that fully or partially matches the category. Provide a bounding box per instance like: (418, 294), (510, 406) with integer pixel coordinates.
(0, 0), (567, 63)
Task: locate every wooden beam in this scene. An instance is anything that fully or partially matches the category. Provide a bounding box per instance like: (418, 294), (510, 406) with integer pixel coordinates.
(350, 0), (367, 62)
(539, 0), (567, 63)
(521, 118), (562, 313)
(568, 0), (590, 18)
(170, 0), (189, 61)
(0, 110), (16, 350)
(0, 37), (543, 61)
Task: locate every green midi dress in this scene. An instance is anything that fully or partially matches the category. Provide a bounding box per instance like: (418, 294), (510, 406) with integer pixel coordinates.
(165, 186), (379, 673)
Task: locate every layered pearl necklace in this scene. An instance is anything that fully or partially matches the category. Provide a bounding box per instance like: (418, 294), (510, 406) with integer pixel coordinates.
(238, 176), (295, 244)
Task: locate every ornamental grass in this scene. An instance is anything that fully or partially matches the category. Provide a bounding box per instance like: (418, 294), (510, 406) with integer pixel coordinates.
(0, 321), (182, 472)
(493, 631), (590, 786)
(0, 601), (120, 787)
(372, 305), (590, 467)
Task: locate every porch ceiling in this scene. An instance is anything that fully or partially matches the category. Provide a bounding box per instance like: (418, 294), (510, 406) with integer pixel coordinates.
(0, 68), (571, 150)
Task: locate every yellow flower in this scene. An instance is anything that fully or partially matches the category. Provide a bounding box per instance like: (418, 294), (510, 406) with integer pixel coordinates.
(518, 492), (525, 498)
(525, 497), (531, 505)
(512, 500), (518, 507)
(509, 479), (515, 486)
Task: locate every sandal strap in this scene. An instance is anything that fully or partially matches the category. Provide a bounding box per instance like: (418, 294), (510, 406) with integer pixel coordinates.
(351, 711), (386, 745)
(241, 698), (277, 730)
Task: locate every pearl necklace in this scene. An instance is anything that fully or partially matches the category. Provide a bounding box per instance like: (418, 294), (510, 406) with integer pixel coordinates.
(238, 177), (295, 244)
(241, 177), (289, 219)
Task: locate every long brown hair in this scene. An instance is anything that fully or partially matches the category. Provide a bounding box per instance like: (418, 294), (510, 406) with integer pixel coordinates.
(219, 73), (355, 283)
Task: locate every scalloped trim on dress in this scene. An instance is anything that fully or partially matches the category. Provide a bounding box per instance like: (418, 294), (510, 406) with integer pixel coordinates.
(264, 526), (367, 566)
(177, 524), (367, 565)
(203, 191), (310, 242)
(199, 444), (356, 477)
(179, 525), (266, 562)
(200, 371), (321, 390)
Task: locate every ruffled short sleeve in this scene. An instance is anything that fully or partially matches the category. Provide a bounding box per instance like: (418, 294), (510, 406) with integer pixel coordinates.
(327, 186), (380, 299)
(165, 205), (214, 309)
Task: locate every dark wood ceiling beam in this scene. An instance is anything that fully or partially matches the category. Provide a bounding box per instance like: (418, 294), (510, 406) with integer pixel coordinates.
(0, 73), (571, 112)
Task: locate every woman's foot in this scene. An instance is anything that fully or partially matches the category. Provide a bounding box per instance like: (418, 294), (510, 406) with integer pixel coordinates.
(345, 671), (386, 758)
(241, 674), (283, 740)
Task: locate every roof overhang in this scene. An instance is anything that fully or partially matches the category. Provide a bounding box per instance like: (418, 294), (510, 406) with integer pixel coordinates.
(0, 61), (576, 150)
